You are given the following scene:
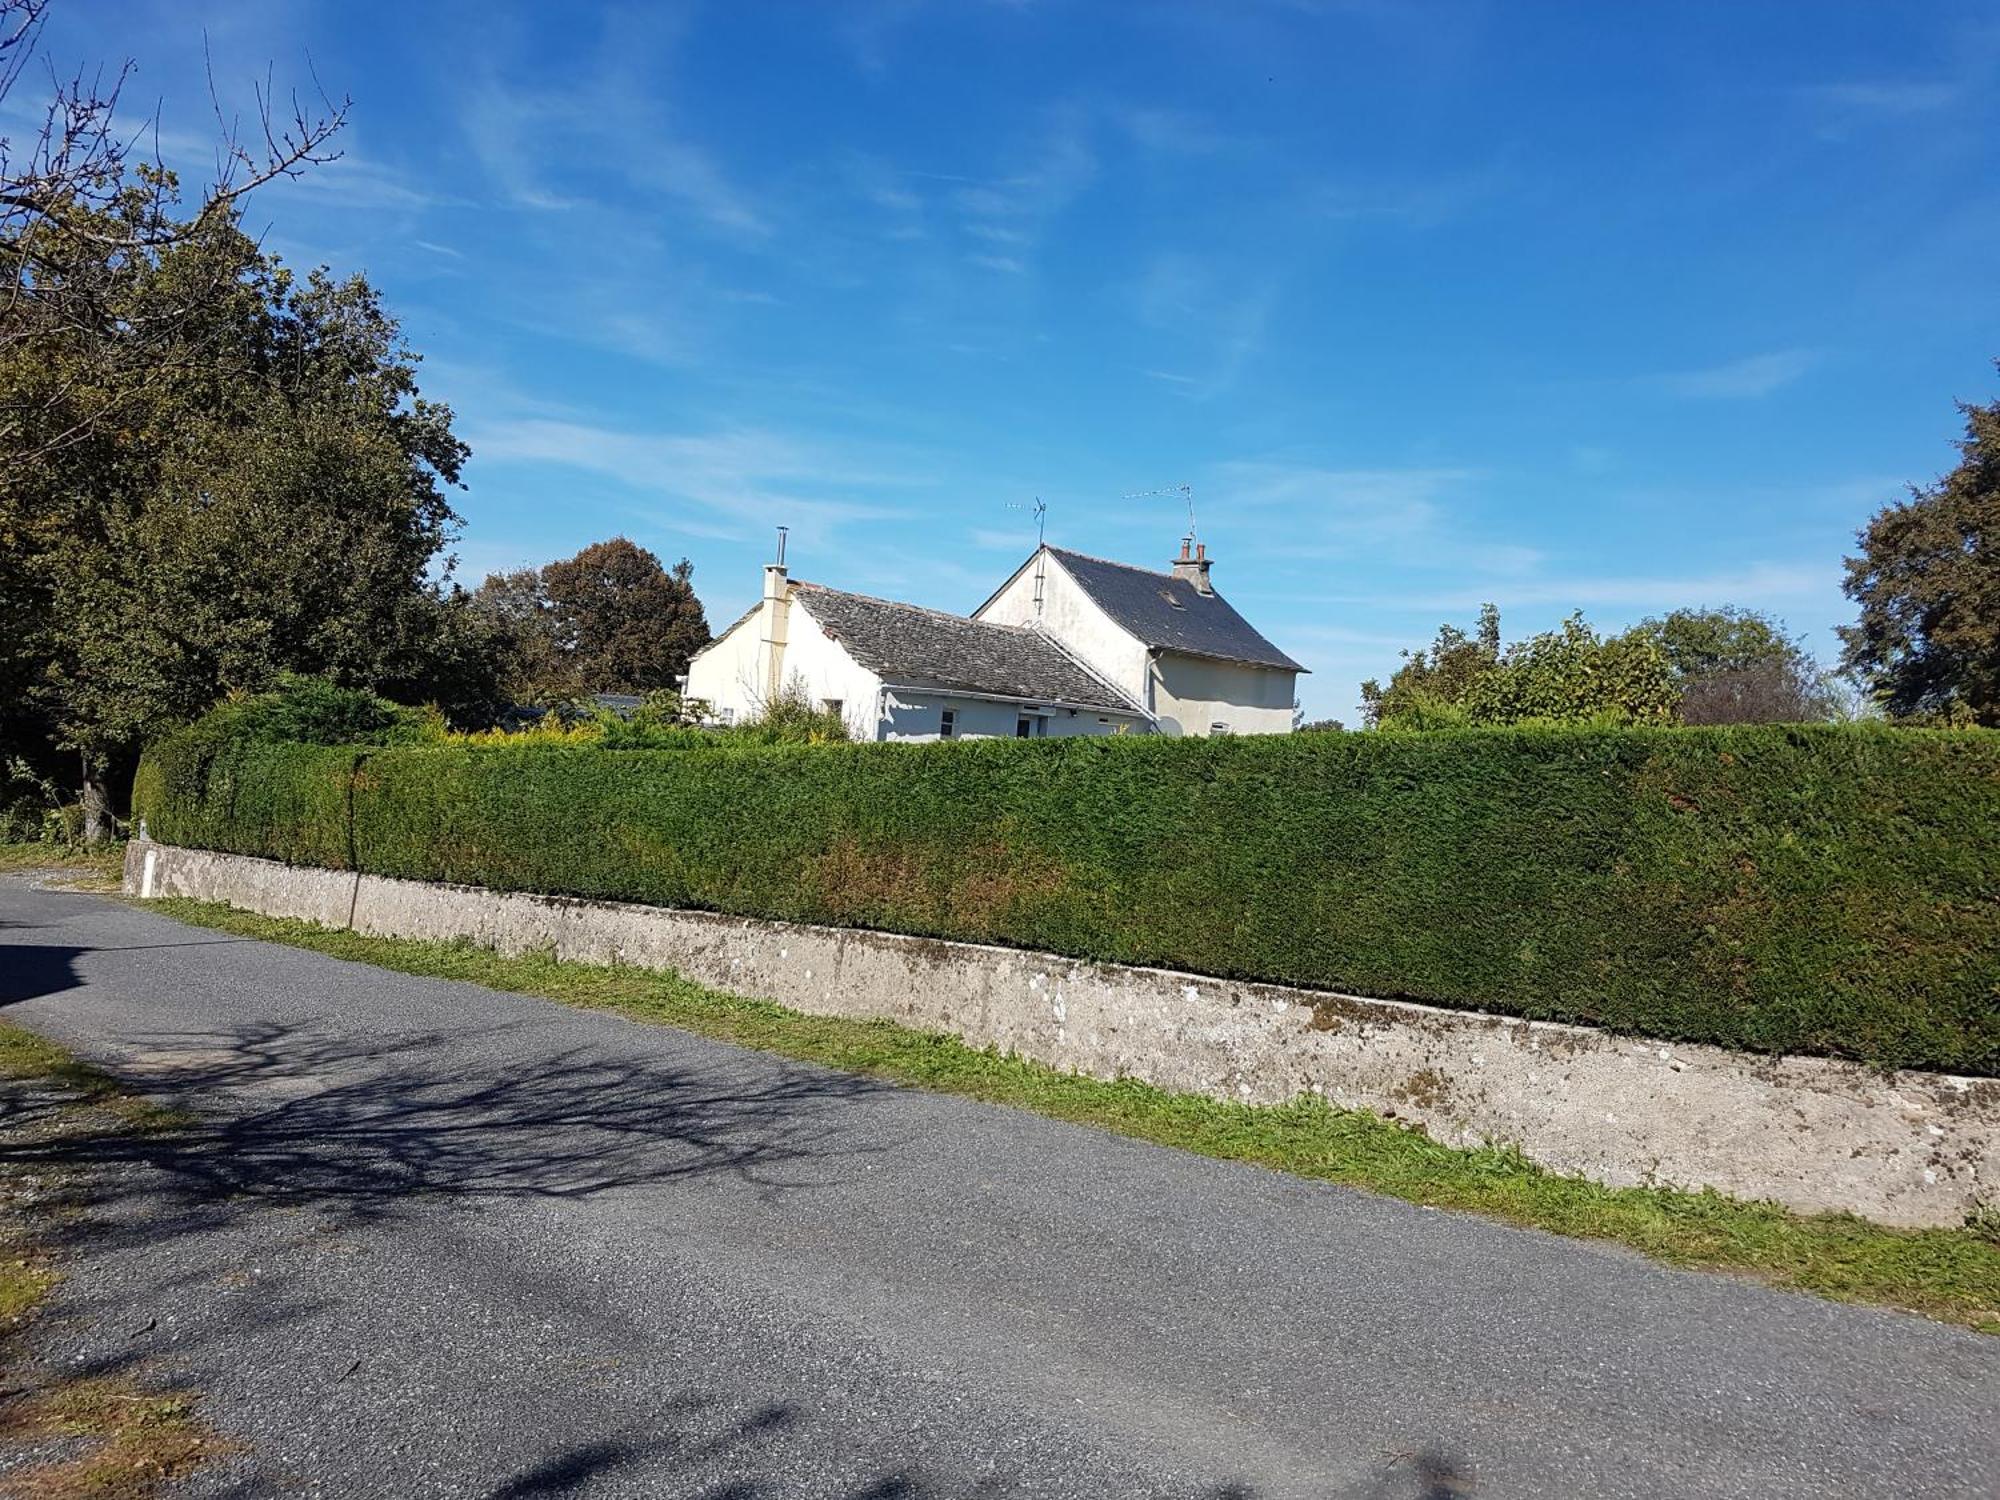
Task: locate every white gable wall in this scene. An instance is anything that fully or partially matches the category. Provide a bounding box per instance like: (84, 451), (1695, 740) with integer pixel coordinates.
(683, 605), (764, 723)
(684, 592), (886, 739)
(974, 552), (1151, 705)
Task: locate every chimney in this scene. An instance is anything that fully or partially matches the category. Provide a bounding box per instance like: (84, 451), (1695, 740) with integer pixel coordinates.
(1171, 537), (1213, 596)
(760, 528), (792, 702)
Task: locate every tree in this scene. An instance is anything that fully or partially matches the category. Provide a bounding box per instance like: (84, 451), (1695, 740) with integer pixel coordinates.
(1360, 604), (1500, 728)
(467, 566), (582, 706)
(0, 0), (346, 463)
(1840, 378), (2000, 726)
(2, 112), (488, 835)
(535, 538), (711, 696)
(1362, 606), (1677, 730)
(1625, 607), (1838, 725)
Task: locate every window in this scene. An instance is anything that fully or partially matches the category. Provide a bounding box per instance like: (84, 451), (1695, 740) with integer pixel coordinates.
(1016, 715), (1045, 738)
(939, 709), (957, 739)
(718, 707), (735, 726)
(1209, 721), (1233, 736)
(822, 698), (843, 717)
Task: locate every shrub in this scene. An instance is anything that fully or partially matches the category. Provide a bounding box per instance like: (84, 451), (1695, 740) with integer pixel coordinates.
(185, 675), (441, 750)
(135, 722), (2000, 1074)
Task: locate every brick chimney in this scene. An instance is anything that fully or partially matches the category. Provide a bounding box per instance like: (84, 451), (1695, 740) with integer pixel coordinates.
(1170, 537), (1213, 596)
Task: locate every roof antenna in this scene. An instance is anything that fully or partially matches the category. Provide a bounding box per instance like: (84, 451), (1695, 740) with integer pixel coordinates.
(1008, 497), (1050, 620)
(1006, 495), (1048, 546)
(1123, 483), (1197, 548)
(774, 525), (788, 566)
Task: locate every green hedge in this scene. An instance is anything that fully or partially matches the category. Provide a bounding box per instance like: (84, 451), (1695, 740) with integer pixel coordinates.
(136, 725), (2000, 1074)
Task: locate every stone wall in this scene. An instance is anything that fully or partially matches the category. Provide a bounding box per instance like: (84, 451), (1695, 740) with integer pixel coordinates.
(126, 839), (1996, 1227)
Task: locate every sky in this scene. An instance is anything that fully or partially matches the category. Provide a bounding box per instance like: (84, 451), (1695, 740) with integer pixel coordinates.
(29, 0), (2000, 718)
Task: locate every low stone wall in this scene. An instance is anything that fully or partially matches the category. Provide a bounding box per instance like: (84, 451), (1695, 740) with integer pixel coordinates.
(125, 839), (1997, 1227)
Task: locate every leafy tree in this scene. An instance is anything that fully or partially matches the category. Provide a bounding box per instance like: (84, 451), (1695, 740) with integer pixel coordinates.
(0, 17), (490, 836)
(466, 565), (582, 706)
(1840, 378), (2000, 726)
(1625, 607), (1838, 724)
(1360, 604), (1499, 729)
(478, 538), (711, 700)
(0, 0), (345, 464)
(1363, 606), (1677, 729)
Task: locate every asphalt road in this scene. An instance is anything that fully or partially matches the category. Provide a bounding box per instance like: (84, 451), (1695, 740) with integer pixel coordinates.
(0, 875), (1994, 1500)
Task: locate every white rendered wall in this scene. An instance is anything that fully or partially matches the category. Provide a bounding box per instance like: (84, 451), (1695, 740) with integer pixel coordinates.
(685, 595), (885, 739)
(683, 606), (765, 725)
(881, 692), (1141, 741)
(1152, 654), (1298, 737)
(976, 552), (1150, 705)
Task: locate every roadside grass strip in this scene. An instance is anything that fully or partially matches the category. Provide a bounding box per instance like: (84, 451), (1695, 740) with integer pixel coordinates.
(0, 1021), (220, 1498)
(136, 896), (2000, 1334)
(0, 843), (126, 889)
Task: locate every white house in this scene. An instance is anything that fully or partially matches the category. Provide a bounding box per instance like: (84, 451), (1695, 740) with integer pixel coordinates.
(683, 539), (1303, 742)
(975, 541), (1304, 737)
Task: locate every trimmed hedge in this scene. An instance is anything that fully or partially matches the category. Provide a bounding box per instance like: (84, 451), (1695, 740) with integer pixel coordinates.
(135, 725), (2000, 1074)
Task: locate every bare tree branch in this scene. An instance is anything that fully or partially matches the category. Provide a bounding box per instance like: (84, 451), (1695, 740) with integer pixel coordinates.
(0, 0), (349, 461)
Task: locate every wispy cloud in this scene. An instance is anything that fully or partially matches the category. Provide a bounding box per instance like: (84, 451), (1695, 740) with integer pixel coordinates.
(1131, 253), (1277, 399)
(949, 110), (1097, 263)
(458, 27), (769, 240)
(1109, 105), (1234, 155)
(1658, 349), (1817, 400)
(1322, 560), (1831, 614)
(1808, 80), (1961, 115)
(463, 417), (919, 547)
(1309, 161), (1511, 229)
(1211, 461), (1485, 553)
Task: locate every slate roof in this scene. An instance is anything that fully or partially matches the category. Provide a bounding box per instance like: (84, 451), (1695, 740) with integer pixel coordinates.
(1044, 548), (1306, 672)
(790, 582), (1143, 713)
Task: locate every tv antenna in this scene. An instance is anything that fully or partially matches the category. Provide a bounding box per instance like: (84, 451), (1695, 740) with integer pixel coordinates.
(1007, 496), (1052, 620)
(1125, 483), (1197, 547)
(1006, 495), (1048, 547)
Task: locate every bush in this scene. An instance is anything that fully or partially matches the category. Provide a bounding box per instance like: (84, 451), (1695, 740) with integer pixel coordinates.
(135, 721), (2000, 1074)
(184, 674), (441, 749)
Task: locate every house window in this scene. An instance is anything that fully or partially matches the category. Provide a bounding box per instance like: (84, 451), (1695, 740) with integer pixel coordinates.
(718, 707), (735, 726)
(1210, 721), (1232, 736)
(939, 709), (957, 739)
(822, 698), (843, 718)
(1016, 715), (1045, 738)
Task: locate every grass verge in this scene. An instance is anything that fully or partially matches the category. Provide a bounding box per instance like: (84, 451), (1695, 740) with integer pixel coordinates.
(0, 1019), (220, 1497)
(0, 842), (125, 888)
(143, 896), (2000, 1334)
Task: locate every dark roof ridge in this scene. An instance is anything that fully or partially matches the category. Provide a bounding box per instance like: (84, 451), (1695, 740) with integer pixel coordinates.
(1044, 544), (1184, 583)
(793, 579), (1042, 634)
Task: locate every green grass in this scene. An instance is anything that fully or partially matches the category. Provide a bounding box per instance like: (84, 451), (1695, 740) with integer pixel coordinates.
(143, 895), (2000, 1334)
(0, 1022), (189, 1135)
(0, 841), (125, 881)
(0, 1021), (217, 1498)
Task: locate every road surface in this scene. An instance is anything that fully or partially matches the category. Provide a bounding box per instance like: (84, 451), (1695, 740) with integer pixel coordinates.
(0, 875), (1994, 1499)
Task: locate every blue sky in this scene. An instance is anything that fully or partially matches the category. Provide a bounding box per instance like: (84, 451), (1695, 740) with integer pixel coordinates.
(40, 1), (2000, 717)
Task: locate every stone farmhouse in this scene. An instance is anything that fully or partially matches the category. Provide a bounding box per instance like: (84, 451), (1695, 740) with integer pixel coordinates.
(684, 538), (1304, 741)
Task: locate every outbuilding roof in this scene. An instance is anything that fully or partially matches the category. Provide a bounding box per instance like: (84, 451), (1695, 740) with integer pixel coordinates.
(791, 582), (1143, 713)
(1043, 548), (1306, 672)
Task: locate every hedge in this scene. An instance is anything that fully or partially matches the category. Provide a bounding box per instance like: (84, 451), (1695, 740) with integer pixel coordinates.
(134, 724), (2000, 1075)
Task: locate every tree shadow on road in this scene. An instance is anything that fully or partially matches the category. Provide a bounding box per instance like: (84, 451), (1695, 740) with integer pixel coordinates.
(452, 1425), (1478, 1500)
(0, 1018), (890, 1222)
(1, 1026), (1483, 1500)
